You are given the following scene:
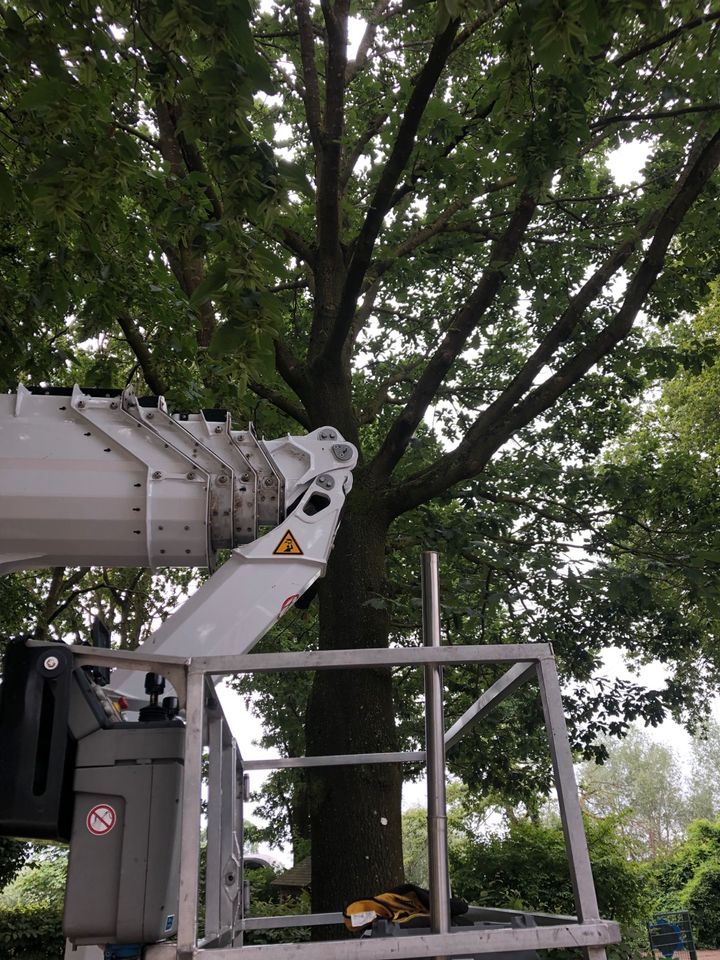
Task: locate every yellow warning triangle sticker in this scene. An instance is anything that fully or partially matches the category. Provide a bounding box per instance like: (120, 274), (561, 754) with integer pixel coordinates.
(273, 530), (304, 556)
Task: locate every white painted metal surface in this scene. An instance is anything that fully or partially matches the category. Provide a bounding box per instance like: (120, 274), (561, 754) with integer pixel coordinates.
(0, 385), (356, 577)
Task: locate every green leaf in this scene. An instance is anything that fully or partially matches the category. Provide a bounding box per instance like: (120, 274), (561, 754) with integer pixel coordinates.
(0, 163), (16, 212)
(208, 319), (248, 357)
(188, 264), (228, 308)
(18, 77), (71, 113)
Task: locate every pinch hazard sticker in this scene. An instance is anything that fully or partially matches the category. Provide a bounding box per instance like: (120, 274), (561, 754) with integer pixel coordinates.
(273, 530), (303, 556)
(87, 803), (117, 836)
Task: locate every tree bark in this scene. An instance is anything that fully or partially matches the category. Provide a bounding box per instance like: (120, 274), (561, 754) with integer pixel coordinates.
(304, 490), (404, 931)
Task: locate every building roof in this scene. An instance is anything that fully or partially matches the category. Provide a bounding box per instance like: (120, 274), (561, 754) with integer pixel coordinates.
(270, 856), (311, 889)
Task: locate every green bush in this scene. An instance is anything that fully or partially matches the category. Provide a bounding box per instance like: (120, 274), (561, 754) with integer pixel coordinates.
(648, 818), (720, 945)
(449, 815), (649, 926)
(680, 861), (720, 947)
(244, 894), (311, 945)
(0, 901), (65, 960)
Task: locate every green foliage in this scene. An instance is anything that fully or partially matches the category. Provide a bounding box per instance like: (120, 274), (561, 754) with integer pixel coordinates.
(579, 720), (720, 870)
(681, 860), (720, 947)
(650, 819), (720, 946)
(0, 901), (65, 960)
(0, 840), (30, 893)
(0, 846), (67, 960)
(0, 566), (199, 651)
(243, 894), (311, 945)
(3, 0), (720, 910)
(244, 868), (310, 945)
(0, 0), (285, 405)
(0, 848), (68, 909)
(577, 289), (720, 725)
(449, 815), (649, 926)
(402, 782), (479, 887)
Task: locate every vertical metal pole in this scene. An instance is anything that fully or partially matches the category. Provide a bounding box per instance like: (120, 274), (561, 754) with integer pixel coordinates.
(177, 665), (205, 959)
(536, 656), (607, 960)
(219, 731), (238, 941)
(422, 551), (451, 953)
(205, 714), (223, 942)
(234, 763), (246, 946)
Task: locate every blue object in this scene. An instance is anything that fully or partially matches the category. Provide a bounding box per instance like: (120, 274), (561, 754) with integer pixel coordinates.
(104, 946), (142, 960)
(654, 918), (685, 957)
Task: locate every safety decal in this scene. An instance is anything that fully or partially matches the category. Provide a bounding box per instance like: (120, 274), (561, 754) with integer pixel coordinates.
(86, 803), (117, 836)
(165, 914), (175, 932)
(273, 530), (303, 556)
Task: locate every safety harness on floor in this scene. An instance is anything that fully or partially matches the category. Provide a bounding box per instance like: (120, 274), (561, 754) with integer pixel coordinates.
(343, 883), (468, 933)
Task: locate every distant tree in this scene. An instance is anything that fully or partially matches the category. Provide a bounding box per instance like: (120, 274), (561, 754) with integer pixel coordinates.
(687, 720), (720, 824)
(578, 728), (687, 858)
(0, 847), (67, 909)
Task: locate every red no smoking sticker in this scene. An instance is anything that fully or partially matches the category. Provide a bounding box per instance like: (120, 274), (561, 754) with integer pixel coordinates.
(86, 803), (117, 836)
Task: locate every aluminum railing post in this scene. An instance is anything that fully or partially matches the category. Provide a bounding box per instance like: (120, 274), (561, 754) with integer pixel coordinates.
(422, 550), (451, 957)
(536, 655), (607, 960)
(205, 711), (223, 942)
(176, 665), (205, 959)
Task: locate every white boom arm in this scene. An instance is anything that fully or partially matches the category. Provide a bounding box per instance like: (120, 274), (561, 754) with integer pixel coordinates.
(0, 385), (357, 693)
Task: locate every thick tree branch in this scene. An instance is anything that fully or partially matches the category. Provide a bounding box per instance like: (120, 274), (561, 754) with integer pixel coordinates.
(359, 370), (420, 425)
(249, 380), (311, 428)
(340, 107), (388, 189)
(592, 103), (720, 130)
(368, 191), (538, 482)
(383, 99), (497, 217)
(318, 18), (460, 367)
(452, 0), (513, 50)
(348, 280), (382, 345)
(303, 0), (351, 366)
(497, 135), (720, 438)
(276, 222), (317, 267)
(46, 579), (110, 627)
(176, 134), (223, 221)
(156, 95), (224, 219)
(116, 313), (168, 396)
(387, 127), (720, 515)
(36, 567), (66, 641)
(454, 210), (662, 434)
(275, 339), (308, 398)
(155, 98), (217, 345)
(294, 0), (323, 150)
(162, 241), (215, 347)
(345, 0), (390, 82)
(113, 121), (160, 150)
(368, 198), (467, 282)
(316, 0), (349, 255)
(610, 10), (720, 68)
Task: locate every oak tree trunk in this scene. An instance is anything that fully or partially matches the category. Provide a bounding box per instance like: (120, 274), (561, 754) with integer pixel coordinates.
(304, 489), (404, 931)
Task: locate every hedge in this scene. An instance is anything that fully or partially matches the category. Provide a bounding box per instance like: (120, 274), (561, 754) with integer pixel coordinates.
(0, 902), (65, 960)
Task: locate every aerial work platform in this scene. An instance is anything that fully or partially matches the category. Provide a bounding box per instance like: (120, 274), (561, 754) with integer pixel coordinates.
(53, 557), (620, 960)
(0, 386), (620, 959)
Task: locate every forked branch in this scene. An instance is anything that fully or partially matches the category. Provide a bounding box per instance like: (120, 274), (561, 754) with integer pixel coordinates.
(368, 191), (538, 482)
(388, 126), (720, 514)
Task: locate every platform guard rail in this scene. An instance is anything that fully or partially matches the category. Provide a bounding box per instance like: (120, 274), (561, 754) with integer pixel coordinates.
(62, 552), (621, 960)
